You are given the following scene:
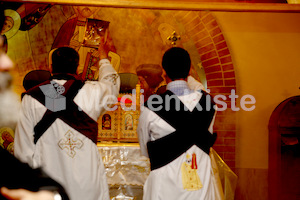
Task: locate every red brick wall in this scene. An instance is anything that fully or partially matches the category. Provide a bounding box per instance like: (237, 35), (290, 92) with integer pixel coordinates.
(175, 11), (237, 170)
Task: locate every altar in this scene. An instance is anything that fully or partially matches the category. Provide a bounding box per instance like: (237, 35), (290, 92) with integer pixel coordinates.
(98, 143), (149, 200)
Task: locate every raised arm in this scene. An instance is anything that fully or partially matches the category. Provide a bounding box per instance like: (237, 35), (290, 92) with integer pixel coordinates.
(74, 31), (120, 119)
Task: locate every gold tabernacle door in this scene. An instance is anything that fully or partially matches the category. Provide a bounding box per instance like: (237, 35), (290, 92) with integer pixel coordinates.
(97, 84), (141, 144)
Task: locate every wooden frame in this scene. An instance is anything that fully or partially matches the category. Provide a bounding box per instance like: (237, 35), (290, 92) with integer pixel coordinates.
(2, 0), (300, 13)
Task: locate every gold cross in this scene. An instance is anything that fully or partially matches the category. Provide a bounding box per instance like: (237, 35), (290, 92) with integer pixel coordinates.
(58, 130), (83, 158)
(167, 31), (181, 46)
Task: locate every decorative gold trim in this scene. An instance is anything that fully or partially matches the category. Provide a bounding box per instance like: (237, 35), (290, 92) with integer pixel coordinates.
(97, 142), (140, 147)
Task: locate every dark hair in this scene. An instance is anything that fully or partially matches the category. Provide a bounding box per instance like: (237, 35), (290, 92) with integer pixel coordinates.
(0, 3), (5, 31)
(162, 47), (191, 80)
(51, 47), (79, 74)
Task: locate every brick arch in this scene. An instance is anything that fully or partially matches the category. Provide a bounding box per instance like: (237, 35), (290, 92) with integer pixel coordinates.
(174, 11), (237, 169)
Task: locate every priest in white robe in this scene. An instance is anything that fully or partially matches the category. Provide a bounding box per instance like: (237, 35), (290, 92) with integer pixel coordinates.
(14, 43), (120, 200)
(138, 47), (217, 200)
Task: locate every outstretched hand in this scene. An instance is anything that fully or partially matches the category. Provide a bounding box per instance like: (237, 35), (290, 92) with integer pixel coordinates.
(98, 30), (110, 60)
(98, 29), (116, 60)
(1, 187), (56, 200)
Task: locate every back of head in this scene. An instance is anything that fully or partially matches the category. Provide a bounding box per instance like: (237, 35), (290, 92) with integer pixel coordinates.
(51, 47), (79, 74)
(136, 64), (163, 89)
(162, 47), (191, 80)
(23, 70), (51, 91)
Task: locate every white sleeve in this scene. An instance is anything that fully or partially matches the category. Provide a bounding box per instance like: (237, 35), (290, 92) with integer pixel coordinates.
(137, 107), (176, 157)
(75, 59), (120, 119)
(98, 59), (120, 111)
(98, 58), (120, 97)
(14, 95), (37, 167)
(137, 107), (151, 157)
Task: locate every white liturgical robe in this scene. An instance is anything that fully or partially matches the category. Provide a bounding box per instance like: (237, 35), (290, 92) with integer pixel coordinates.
(14, 59), (120, 200)
(138, 78), (216, 200)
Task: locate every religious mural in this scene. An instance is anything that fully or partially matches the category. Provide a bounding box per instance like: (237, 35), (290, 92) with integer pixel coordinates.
(51, 6), (120, 81)
(1, 9), (21, 40)
(0, 127), (14, 154)
(2, 3), (203, 94)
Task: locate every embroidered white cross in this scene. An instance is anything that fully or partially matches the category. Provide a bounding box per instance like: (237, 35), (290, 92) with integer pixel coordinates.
(58, 130), (83, 158)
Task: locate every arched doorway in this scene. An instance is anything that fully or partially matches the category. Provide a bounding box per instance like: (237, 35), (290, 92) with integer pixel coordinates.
(268, 96), (300, 200)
